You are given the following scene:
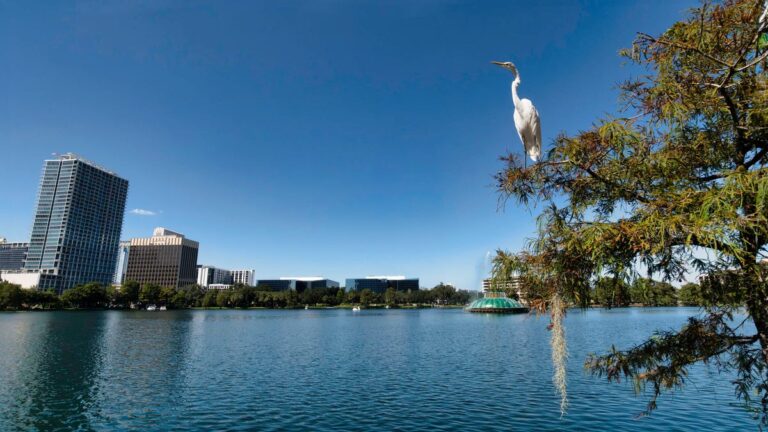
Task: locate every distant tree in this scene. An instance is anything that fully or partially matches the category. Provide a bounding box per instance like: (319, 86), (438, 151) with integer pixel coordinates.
(229, 289), (246, 308)
(256, 284), (273, 292)
(359, 289), (373, 306)
(0, 282), (24, 309)
(336, 288), (346, 305)
(346, 290), (360, 304)
(215, 290), (230, 308)
(138, 284), (162, 305)
(678, 282), (704, 306)
(170, 289), (188, 309)
(286, 289), (299, 308)
(61, 283), (108, 309)
(630, 278), (678, 307)
(453, 289), (472, 305)
(121, 280), (140, 304)
(182, 285), (205, 307)
(384, 287), (397, 306)
(21, 289), (60, 309)
(159, 286), (176, 307)
(201, 290), (217, 308)
(592, 276), (631, 307)
(432, 283), (457, 304)
(106, 285), (125, 307)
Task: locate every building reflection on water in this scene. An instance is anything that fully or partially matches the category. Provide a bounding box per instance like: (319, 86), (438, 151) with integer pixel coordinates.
(0, 311), (195, 430)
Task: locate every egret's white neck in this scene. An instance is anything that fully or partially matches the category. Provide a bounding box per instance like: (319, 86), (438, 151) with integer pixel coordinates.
(511, 73), (521, 107)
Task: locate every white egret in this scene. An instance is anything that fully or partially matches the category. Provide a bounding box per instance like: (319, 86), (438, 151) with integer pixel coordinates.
(492, 61), (541, 164)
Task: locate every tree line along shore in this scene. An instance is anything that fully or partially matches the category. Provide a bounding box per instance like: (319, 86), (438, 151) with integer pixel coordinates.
(0, 281), (473, 310)
(0, 277), (711, 311)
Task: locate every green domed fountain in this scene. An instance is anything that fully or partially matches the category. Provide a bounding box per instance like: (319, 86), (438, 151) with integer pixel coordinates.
(466, 290), (528, 314)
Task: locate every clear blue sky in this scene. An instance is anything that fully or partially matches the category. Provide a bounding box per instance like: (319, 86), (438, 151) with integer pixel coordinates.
(0, 0), (695, 290)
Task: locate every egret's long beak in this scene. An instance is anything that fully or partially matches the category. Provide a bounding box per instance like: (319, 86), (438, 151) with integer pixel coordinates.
(491, 61), (505, 66)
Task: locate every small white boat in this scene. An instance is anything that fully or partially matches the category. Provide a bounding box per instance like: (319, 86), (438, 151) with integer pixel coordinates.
(146, 305), (157, 311)
(385, 305), (391, 309)
(352, 306), (361, 312)
(159, 306), (167, 311)
(305, 305), (309, 310)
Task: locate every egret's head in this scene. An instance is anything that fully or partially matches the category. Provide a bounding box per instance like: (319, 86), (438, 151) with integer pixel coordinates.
(491, 61), (517, 74)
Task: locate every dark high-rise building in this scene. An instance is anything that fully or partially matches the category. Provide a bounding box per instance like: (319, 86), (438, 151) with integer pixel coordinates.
(345, 276), (419, 293)
(125, 228), (199, 288)
(0, 239), (28, 271)
(22, 154), (128, 293)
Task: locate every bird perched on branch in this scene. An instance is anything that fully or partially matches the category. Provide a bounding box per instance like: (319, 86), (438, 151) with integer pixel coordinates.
(492, 61), (541, 165)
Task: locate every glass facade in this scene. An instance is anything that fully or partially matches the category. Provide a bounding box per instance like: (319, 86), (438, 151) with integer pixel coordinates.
(112, 241), (130, 285)
(255, 279), (294, 291)
(345, 278), (419, 293)
(23, 156), (128, 293)
(0, 242), (28, 271)
(254, 279), (339, 292)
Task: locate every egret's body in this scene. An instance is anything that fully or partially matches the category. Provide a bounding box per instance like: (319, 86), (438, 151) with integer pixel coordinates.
(493, 61), (541, 163)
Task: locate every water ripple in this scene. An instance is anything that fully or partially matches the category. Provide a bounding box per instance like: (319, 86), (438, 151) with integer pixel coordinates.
(0, 308), (757, 431)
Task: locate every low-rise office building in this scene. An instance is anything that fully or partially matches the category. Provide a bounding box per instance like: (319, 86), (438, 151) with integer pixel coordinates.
(125, 227), (199, 288)
(0, 238), (28, 271)
(255, 277), (339, 292)
(482, 277), (525, 304)
(345, 276), (419, 293)
(197, 265), (233, 287)
(231, 269), (255, 286)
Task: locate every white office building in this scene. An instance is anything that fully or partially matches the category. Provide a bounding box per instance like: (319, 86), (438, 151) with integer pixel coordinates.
(197, 265), (233, 287)
(231, 269), (255, 286)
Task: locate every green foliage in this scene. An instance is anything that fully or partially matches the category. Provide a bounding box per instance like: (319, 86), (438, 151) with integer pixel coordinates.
(0, 282), (24, 309)
(215, 290), (230, 308)
(629, 278), (678, 307)
(492, 0), (768, 423)
(121, 280), (140, 304)
(201, 290), (217, 308)
(384, 287), (397, 306)
(139, 284), (162, 305)
(61, 283), (108, 309)
(359, 289), (374, 306)
(678, 282), (705, 306)
(592, 276), (631, 308)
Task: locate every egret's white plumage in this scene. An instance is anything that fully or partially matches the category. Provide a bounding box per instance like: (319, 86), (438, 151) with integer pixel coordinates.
(493, 61), (541, 163)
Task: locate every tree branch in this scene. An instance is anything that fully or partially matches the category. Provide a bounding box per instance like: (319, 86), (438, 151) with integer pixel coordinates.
(637, 32), (731, 68)
(568, 160), (651, 204)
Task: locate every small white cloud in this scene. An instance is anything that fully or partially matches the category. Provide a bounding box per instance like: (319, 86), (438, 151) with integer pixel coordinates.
(130, 208), (158, 216)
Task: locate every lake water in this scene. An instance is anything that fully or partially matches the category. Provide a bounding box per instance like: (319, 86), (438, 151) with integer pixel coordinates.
(0, 308), (756, 431)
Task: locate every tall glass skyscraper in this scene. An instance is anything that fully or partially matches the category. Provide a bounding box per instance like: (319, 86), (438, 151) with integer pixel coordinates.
(23, 154), (129, 293)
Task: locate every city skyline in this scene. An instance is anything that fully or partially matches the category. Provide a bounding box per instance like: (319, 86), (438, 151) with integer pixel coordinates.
(0, 1), (698, 289)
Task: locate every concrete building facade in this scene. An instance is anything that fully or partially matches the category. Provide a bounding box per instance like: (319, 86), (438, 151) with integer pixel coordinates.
(125, 228), (199, 288)
(231, 269), (255, 286)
